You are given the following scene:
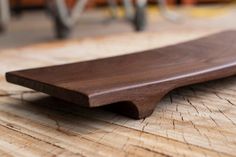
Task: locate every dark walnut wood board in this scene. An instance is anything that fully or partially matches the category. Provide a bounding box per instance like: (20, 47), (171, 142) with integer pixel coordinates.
(6, 31), (236, 119)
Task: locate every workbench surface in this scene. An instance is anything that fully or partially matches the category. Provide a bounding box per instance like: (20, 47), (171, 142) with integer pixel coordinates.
(0, 31), (235, 157)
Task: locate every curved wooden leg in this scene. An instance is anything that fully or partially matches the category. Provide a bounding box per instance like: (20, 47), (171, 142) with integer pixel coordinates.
(129, 98), (158, 119)
(104, 92), (166, 119)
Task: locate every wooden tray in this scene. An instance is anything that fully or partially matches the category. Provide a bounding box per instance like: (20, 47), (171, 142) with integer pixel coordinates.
(6, 31), (236, 119)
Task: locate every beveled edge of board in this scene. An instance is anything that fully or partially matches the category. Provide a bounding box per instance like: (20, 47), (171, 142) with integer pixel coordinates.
(5, 72), (90, 107)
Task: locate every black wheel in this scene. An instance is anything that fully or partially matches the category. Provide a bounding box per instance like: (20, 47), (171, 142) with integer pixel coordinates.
(133, 4), (147, 31)
(46, 1), (71, 39)
(54, 16), (71, 39)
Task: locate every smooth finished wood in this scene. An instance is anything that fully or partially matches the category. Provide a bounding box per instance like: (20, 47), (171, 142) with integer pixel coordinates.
(6, 31), (236, 119)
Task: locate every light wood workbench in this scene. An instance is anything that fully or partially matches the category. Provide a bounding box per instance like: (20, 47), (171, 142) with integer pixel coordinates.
(0, 30), (235, 157)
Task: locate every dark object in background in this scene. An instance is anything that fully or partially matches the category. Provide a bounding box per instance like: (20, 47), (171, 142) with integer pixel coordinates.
(6, 31), (236, 119)
(8, 0), (147, 39)
(133, 2), (147, 31)
(4, 0), (234, 39)
(45, 1), (72, 39)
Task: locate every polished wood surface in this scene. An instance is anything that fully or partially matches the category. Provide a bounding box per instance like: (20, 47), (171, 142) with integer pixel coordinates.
(6, 31), (236, 119)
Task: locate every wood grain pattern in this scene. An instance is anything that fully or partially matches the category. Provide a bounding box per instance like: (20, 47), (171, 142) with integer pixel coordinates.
(6, 31), (236, 119)
(0, 30), (236, 156)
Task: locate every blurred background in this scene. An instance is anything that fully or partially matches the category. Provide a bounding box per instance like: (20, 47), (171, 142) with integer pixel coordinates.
(0, 0), (235, 50)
